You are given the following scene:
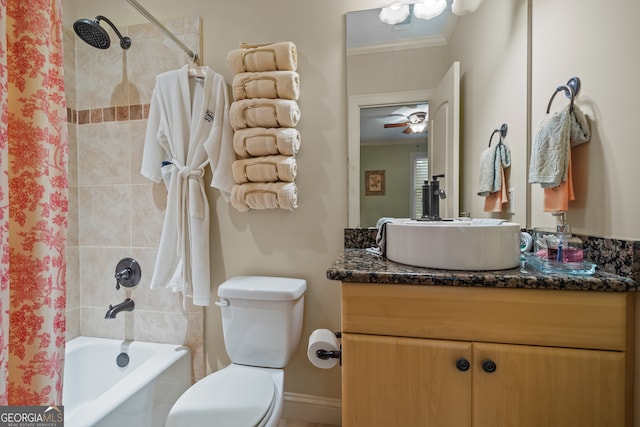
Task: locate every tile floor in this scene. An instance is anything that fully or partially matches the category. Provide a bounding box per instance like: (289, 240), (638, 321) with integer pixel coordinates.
(279, 419), (339, 427)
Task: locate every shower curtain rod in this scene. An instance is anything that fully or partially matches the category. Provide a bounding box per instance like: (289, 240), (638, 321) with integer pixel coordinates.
(125, 0), (199, 62)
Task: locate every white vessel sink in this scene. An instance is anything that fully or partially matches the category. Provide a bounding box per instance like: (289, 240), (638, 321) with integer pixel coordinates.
(385, 219), (521, 271)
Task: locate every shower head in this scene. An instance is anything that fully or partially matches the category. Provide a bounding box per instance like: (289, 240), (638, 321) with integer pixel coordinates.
(73, 15), (132, 50)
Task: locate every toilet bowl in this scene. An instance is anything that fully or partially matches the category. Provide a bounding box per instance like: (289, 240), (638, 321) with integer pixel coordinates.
(166, 364), (284, 427)
(166, 276), (306, 427)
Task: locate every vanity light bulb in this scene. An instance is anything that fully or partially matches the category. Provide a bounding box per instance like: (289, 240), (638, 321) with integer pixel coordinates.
(413, 0), (447, 20)
(410, 122), (427, 133)
(379, 3), (410, 25)
(451, 0), (484, 15)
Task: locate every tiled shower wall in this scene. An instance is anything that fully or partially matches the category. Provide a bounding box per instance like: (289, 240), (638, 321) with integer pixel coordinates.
(64, 16), (205, 379)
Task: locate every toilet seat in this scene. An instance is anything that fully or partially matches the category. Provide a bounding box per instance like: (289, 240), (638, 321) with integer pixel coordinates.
(166, 366), (276, 427)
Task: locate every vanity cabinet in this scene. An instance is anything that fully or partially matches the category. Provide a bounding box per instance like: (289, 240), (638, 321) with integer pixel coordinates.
(341, 283), (634, 427)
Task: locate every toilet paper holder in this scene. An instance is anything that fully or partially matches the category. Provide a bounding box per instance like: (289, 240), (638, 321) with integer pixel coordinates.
(315, 331), (341, 362)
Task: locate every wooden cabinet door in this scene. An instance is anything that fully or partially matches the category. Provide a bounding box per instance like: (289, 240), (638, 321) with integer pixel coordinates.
(472, 342), (626, 427)
(342, 333), (472, 427)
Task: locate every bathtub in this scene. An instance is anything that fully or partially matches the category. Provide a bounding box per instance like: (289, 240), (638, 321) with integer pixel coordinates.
(63, 336), (191, 427)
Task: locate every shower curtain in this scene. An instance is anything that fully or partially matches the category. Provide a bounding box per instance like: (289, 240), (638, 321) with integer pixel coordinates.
(0, 0), (68, 405)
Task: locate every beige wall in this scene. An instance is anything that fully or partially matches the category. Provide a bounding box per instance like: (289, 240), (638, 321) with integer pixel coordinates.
(347, 45), (451, 96)
(63, 0), (640, 423)
(531, 0), (640, 239)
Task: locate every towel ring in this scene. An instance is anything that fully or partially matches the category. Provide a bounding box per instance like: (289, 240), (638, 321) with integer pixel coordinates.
(546, 77), (581, 113)
(488, 123), (508, 147)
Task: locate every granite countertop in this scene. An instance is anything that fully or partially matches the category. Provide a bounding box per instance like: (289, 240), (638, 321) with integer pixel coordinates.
(326, 249), (639, 292)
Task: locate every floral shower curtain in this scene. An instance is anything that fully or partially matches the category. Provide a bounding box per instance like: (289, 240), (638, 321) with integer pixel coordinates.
(0, 0), (68, 405)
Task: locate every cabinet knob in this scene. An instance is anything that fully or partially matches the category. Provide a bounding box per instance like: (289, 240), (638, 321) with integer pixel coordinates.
(455, 358), (470, 372)
(481, 359), (497, 373)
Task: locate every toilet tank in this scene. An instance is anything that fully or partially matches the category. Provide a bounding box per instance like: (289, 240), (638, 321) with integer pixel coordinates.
(217, 276), (306, 368)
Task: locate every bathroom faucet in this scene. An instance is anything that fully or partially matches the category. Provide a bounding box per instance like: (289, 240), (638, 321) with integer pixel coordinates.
(105, 298), (135, 319)
(420, 174), (447, 221)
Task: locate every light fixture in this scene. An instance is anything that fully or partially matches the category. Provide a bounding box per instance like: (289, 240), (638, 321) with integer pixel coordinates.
(379, 3), (411, 25)
(409, 121), (427, 133)
(451, 0), (484, 15)
(408, 112), (428, 133)
(413, 0), (447, 20)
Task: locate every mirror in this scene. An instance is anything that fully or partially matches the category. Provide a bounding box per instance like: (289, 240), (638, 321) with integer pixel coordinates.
(359, 103), (429, 227)
(346, 0), (529, 228)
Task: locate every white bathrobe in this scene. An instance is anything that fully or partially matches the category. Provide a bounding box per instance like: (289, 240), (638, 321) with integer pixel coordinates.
(141, 65), (235, 306)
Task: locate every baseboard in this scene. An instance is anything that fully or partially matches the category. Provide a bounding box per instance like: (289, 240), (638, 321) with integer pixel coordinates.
(282, 392), (342, 426)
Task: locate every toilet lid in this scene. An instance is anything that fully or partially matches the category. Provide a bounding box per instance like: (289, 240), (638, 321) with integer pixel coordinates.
(166, 367), (276, 427)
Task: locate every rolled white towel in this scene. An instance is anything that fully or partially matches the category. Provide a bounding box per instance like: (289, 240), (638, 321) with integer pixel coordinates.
(230, 99), (300, 130)
(232, 71), (300, 101)
(232, 155), (297, 184)
(231, 182), (298, 212)
(227, 41), (297, 73)
(233, 127), (301, 158)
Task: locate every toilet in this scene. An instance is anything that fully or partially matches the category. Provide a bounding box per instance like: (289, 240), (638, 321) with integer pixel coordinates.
(166, 276), (307, 427)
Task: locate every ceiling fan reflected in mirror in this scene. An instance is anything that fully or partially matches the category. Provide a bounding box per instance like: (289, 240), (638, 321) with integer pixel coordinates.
(384, 104), (429, 134)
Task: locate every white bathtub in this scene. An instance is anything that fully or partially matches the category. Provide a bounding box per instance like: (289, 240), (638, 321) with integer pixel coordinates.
(63, 336), (191, 427)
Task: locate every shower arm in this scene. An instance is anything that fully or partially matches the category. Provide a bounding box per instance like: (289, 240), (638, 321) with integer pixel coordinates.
(125, 0), (199, 63)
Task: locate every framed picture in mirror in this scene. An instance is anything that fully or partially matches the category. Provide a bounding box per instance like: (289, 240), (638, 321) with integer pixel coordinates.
(365, 170), (385, 196)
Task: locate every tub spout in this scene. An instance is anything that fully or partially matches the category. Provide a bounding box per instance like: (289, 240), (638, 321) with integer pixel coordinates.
(105, 298), (135, 319)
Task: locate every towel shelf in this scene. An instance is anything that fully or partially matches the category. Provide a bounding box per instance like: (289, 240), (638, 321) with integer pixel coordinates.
(546, 76), (581, 113)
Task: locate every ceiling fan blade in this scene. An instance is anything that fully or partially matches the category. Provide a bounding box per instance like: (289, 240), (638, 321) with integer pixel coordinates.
(384, 122), (409, 128)
(402, 127), (413, 134)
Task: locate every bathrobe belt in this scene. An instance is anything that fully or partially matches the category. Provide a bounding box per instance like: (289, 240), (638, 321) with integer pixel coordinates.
(171, 159), (209, 294)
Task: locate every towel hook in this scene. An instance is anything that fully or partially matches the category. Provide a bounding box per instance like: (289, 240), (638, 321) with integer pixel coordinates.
(546, 76), (581, 113)
(488, 123), (508, 147)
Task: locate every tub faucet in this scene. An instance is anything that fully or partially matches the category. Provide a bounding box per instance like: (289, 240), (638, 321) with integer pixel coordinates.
(105, 298), (135, 319)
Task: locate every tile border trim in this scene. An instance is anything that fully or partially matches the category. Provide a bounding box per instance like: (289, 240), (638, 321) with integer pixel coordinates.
(67, 104), (150, 125)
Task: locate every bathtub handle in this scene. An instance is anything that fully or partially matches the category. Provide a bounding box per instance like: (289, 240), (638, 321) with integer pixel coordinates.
(214, 299), (229, 307)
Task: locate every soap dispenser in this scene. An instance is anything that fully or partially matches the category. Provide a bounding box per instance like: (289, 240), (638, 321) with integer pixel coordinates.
(546, 224), (583, 263)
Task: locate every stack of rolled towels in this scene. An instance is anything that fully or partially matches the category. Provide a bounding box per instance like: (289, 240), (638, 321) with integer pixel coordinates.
(226, 41), (301, 212)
